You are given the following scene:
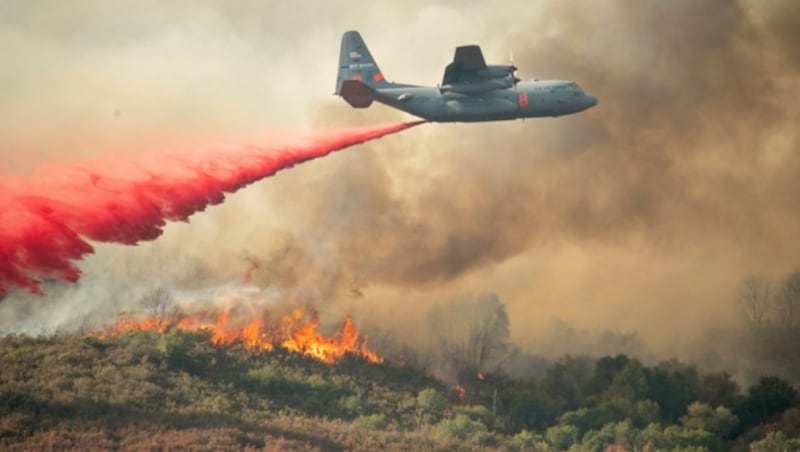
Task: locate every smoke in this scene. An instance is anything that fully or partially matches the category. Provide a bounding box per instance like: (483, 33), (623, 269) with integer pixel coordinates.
(272, 0), (800, 354)
(2, 0), (800, 379)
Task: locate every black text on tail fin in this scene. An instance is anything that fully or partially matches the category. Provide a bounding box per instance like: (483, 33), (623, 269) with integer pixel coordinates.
(335, 30), (390, 94)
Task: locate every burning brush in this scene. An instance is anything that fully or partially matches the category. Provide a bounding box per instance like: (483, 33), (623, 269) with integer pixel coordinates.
(98, 304), (383, 365)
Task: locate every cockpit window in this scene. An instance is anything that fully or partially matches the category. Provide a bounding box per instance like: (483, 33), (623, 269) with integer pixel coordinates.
(565, 82), (583, 96)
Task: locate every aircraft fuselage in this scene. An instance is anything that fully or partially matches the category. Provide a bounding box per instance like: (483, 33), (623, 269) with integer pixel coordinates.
(372, 80), (597, 122)
(335, 30), (597, 123)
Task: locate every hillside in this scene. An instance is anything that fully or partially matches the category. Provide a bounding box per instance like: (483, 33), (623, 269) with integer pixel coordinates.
(1, 331), (799, 450)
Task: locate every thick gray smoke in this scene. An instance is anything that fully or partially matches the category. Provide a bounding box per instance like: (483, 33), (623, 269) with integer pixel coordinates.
(278, 0), (800, 350)
(1, 1), (799, 379)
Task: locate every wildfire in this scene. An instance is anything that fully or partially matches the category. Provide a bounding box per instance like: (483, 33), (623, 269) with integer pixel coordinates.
(455, 384), (466, 402)
(101, 307), (383, 364)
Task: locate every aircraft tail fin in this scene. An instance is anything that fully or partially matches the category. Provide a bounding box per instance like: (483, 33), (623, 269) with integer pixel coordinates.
(335, 30), (391, 94)
(339, 80), (374, 108)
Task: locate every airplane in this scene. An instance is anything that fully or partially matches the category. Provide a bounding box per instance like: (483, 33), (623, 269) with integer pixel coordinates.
(335, 31), (597, 123)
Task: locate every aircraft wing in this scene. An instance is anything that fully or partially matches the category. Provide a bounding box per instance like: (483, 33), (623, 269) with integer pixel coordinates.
(442, 45), (487, 85)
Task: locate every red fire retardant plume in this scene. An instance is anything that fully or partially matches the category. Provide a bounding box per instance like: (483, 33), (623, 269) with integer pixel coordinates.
(0, 121), (423, 296)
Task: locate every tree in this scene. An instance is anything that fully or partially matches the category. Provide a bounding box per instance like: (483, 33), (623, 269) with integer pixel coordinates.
(775, 271), (800, 330)
(680, 402), (738, 438)
(559, 398), (659, 432)
(697, 372), (739, 408)
(467, 293), (512, 371)
(579, 420), (637, 451)
(750, 431), (800, 452)
(645, 361), (701, 422)
(545, 424), (578, 450)
(542, 355), (595, 410)
(503, 387), (561, 430)
(735, 376), (797, 429)
(141, 288), (181, 330)
(592, 354), (632, 395)
(658, 425), (723, 451)
(735, 270), (800, 385)
(604, 360), (650, 402)
(738, 276), (771, 335)
(504, 429), (549, 451)
(428, 293), (512, 373)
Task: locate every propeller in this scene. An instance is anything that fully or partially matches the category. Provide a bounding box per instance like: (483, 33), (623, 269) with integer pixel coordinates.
(509, 51), (520, 85)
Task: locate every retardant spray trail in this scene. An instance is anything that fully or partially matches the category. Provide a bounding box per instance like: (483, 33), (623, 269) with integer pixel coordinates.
(0, 121), (424, 296)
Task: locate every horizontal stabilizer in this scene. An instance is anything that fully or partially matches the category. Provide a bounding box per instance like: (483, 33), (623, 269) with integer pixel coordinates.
(339, 80), (374, 108)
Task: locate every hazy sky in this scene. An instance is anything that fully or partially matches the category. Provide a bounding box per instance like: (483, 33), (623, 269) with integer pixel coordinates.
(1, 1), (799, 360)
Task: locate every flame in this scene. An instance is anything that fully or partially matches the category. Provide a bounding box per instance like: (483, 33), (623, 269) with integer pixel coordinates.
(455, 384), (466, 402)
(107, 315), (173, 334)
(100, 306), (382, 364)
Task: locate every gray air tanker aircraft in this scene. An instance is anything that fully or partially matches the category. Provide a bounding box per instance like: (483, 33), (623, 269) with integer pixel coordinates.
(335, 31), (597, 123)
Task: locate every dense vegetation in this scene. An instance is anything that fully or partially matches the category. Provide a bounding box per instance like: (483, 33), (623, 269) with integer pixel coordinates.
(1, 330), (798, 450)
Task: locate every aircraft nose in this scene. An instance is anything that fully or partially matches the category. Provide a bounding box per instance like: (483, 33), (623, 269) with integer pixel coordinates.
(586, 94), (598, 109)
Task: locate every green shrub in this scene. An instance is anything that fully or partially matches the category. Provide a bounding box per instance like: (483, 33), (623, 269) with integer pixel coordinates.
(356, 414), (388, 431)
(639, 423), (724, 452)
(749, 431), (800, 452)
(680, 402), (738, 437)
(505, 429), (550, 451)
(457, 404), (492, 424)
(558, 398), (660, 432)
(417, 388), (448, 418)
(337, 395), (362, 416)
(435, 413), (489, 444)
(545, 424), (578, 450)
(579, 420), (636, 451)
